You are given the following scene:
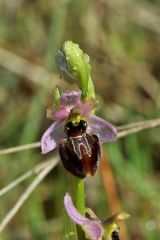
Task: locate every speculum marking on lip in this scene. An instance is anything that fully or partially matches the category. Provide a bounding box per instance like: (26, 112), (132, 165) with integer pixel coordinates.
(69, 133), (92, 159)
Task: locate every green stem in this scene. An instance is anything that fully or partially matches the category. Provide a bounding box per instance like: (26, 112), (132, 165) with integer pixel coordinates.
(74, 177), (85, 214)
(74, 177), (85, 240)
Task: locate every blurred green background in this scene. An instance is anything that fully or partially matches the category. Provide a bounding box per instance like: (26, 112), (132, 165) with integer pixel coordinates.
(0, 0), (160, 239)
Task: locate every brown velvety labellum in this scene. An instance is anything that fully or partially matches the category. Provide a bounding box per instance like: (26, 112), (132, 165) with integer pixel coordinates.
(111, 231), (120, 240)
(59, 120), (101, 178)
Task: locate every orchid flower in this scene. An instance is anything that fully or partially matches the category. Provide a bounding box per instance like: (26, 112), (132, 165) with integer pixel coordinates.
(41, 91), (117, 153)
(41, 91), (117, 178)
(64, 193), (130, 240)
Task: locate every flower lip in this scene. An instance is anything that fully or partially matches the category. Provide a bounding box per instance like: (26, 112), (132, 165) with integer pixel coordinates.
(111, 231), (120, 240)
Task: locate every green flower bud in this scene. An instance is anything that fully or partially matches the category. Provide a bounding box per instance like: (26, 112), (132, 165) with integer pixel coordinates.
(56, 41), (95, 100)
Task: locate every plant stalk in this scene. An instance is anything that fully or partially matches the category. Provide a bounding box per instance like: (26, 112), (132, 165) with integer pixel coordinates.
(74, 177), (85, 240)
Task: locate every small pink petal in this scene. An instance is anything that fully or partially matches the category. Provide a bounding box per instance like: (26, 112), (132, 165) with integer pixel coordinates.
(87, 115), (117, 142)
(41, 121), (65, 154)
(60, 91), (81, 108)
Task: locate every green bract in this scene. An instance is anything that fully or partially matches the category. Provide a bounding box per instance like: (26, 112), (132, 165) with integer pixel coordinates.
(53, 85), (61, 107)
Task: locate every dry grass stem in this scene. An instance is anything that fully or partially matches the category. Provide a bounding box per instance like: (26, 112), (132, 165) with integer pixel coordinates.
(117, 119), (160, 138)
(117, 118), (160, 130)
(108, 0), (160, 34)
(0, 158), (57, 197)
(0, 157), (59, 233)
(0, 47), (56, 86)
(0, 142), (40, 155)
